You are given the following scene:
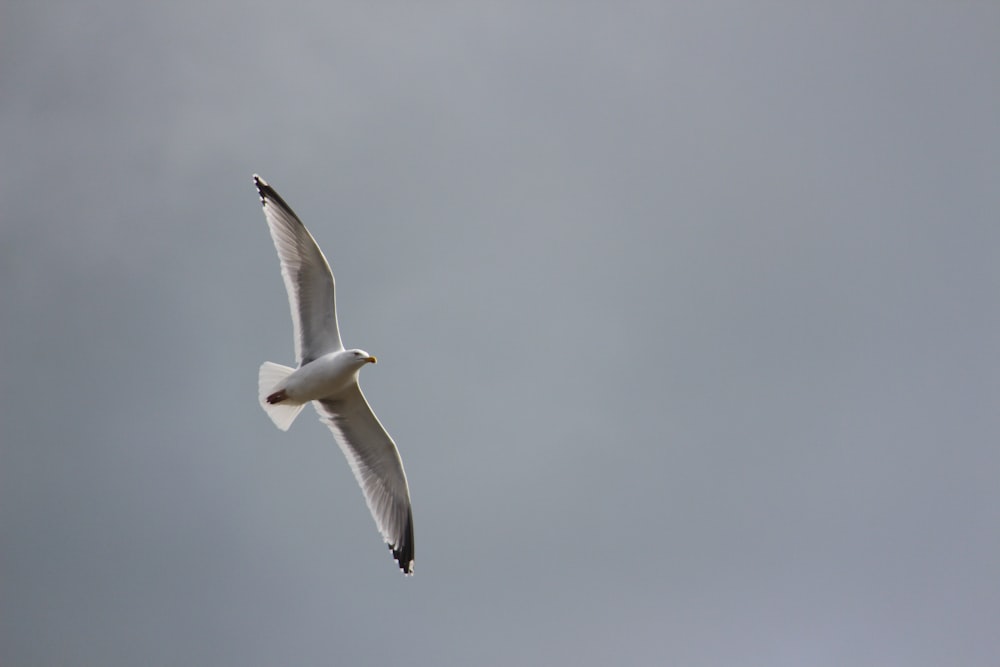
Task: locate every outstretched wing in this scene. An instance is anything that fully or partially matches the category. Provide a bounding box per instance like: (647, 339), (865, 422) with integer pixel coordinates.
(254, 175), (343, 363)
(316, 384), (414, 575)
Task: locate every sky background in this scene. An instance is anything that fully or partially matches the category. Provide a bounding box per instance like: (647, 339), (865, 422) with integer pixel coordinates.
(2, 2), (999, 665)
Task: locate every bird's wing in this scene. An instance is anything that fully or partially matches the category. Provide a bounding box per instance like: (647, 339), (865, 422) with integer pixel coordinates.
(254, 175), (343, 363)
(316, 384), (415, 574)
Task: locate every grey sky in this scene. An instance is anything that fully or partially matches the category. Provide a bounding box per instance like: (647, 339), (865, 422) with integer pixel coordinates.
(2, 2), (999, 665)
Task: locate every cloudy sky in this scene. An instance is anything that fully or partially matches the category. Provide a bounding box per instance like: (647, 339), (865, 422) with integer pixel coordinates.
(2, 2), (998, 665)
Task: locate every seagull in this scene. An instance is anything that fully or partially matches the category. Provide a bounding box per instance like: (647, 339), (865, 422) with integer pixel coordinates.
(253, 174), (414, 575)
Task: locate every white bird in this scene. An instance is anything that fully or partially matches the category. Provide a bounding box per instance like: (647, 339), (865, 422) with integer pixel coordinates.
(253, 174), (414, 575)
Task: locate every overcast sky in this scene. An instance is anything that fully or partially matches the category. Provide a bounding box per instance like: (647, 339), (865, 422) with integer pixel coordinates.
(2, 2), (999, 665)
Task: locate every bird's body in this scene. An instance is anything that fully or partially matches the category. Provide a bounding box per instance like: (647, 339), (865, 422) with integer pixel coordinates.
(265, 351), (375, 406)
(253, 174), (414, 575)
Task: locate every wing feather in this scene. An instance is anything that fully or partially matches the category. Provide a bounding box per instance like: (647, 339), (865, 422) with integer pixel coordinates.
(254, 175), (343, 363)
(316, 384), (414, 574)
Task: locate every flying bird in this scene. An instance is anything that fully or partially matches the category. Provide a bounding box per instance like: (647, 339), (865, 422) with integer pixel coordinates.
(253, 174), (414, 575)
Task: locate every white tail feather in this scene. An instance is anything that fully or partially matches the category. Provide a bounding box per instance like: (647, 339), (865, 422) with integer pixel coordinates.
(258, 362), (306, 431)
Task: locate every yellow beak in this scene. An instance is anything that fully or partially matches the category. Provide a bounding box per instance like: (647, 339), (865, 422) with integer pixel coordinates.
(366, 356), (378, 364)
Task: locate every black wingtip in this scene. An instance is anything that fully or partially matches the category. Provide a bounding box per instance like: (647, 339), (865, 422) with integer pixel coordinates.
(391, 508), (415, 575)
(251, 174), (301, 220)
(252, 174), (271, 207)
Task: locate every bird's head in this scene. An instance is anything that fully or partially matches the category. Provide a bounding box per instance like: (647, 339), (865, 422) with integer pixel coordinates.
(348, 349), (378, 366)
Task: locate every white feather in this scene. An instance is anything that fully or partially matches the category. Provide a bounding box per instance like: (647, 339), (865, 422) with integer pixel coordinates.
(258, 362), (306, 431)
